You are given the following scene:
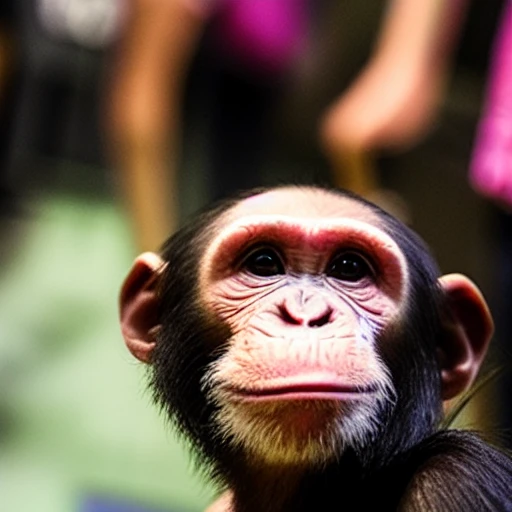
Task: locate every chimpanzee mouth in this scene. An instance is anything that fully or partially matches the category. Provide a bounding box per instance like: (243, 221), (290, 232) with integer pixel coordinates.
(231, 383), (378, 402)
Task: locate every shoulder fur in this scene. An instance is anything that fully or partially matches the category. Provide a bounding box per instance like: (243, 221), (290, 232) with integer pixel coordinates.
(398, 430), (512, 511)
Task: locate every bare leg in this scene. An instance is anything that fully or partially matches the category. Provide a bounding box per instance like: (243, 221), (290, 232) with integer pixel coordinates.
(104, 0), (207, 251)
(320, 0), (468, 199)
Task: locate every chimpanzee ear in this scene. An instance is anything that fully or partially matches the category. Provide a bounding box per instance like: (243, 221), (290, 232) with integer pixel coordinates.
(119, 252), (166, 363)
(437, 273), (494, 400)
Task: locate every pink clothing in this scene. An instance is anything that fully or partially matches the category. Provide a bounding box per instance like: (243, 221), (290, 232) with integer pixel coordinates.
(470, 1), (512, 207)
(212, 0), (309, 77)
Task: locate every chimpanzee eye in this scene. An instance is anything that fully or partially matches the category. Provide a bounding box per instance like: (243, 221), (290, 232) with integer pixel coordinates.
(243, 247), (285, 277)
(327, 252), (374, 282)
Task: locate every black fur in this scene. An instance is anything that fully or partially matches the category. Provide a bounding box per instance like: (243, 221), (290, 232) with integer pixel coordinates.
(148, 185), (512, 511)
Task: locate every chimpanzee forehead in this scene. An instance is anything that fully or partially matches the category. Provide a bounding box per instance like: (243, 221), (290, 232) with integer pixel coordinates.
(225, 187), (382, 226)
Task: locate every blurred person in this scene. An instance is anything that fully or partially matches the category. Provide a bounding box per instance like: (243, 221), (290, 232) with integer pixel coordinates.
(106, 0), (311, 252)
(319, 0), (469, 211)
(106, 0), (469, 252)
(0, 0), (126, 246)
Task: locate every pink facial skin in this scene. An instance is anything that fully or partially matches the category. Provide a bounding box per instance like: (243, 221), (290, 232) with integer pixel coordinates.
(202, 217), (406, 395)
(196, 188), (408, 464)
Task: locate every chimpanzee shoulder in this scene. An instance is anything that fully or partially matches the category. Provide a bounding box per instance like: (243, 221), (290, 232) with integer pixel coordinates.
(396, 429), (512, 511)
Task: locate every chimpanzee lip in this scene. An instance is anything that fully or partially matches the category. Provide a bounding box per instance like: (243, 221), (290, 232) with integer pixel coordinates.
(230, 383), (378, 402)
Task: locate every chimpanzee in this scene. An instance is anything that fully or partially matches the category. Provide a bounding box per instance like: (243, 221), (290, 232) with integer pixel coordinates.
(119, 185), (512, 511)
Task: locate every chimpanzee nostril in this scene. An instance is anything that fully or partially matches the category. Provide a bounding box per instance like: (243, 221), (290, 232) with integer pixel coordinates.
(278, 305), (302, 325)
(308, 308), (333, 328)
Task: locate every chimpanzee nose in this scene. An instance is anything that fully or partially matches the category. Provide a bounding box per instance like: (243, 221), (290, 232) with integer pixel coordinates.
(280, 292), (333, 327)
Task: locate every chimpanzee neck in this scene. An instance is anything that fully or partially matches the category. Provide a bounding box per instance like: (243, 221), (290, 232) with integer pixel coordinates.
(227, 453), (367, 512)
(229, 465), (303, 512)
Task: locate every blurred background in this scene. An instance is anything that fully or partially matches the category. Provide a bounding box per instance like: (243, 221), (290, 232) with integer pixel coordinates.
(0, 1), (511, 511)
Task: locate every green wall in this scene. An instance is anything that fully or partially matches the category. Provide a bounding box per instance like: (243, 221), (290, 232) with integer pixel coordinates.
(0, 193), (215, 512)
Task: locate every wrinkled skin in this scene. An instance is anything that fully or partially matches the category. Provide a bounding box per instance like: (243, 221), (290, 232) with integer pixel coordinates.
(198, 189), (408, 466)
